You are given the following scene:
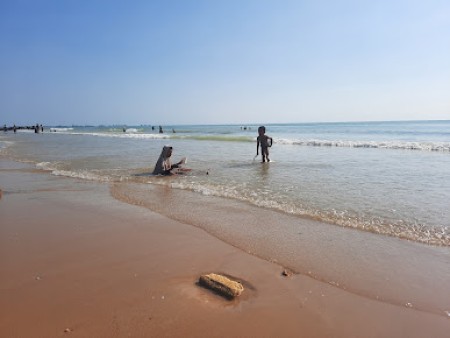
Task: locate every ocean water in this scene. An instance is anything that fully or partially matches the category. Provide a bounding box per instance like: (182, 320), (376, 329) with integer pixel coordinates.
(3, 120), (450, 318)
(1, 120), (450, 248)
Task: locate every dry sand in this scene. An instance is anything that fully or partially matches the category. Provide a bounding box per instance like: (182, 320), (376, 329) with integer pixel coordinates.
(1, 159), (449, 337)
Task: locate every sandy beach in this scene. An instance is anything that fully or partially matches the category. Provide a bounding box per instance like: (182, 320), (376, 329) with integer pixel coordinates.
(2, 0), (450, 335)
(1, 159), (449, 337)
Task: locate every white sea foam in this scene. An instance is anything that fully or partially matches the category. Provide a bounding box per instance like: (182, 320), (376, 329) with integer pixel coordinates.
(0, 139), (14, 149)
(69, 132), (170, 140)
(167, 179), (450, 246)
(51, 169), (112, 182)
(275, 138), (450, 152)
(36, 162), (57, 171)
(49, 127), (74, 132)
(15, 129), (35, 133)
(36, 162), (112, 182)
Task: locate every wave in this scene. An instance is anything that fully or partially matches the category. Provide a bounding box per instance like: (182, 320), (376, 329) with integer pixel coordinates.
(36, 162), (56, 171)
(34, 160), (449, 246)
(168, 180), (450, 246)
(276, 138), (450, 152)
(49, 127), (74, 132)
(36, 161), (124, 182)
(0, 139), (13, 148)
(65, 132), (170, 140)
(0, 140), (15, 156)
(171, 135), (254, 142)
(107, 127), (144, 133)
(50, 131), (253, 142)
(51, 169), (113, 182)
(43, 129), (450, 151)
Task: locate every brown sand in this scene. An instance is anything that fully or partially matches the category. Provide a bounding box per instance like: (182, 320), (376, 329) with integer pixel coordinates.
(1, 161), (449, 337)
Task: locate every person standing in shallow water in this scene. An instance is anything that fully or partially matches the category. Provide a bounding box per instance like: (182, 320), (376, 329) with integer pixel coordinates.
(256, 126), (273, 162)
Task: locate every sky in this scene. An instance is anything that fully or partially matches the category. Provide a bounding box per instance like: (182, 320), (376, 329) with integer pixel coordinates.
(1, 0), (449, 126)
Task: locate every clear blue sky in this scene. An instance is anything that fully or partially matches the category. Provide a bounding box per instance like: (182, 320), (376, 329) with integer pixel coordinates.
(1, 0), (449, 125)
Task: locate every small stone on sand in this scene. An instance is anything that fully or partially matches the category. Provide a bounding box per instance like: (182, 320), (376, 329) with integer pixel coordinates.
(199, 273), (244, 299)
(281, 269), (294, 277)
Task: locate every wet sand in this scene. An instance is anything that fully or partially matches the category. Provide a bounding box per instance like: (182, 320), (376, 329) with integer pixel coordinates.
(1, 159), (449, 337)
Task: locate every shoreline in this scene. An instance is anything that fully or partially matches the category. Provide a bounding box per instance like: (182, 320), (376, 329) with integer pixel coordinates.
(1, 158), (449, 337)
(110, 181), (450, 317)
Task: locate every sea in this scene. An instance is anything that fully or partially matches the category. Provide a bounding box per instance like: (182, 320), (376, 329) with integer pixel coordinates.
(1, 120), (449, 247)
(2, 120), (450, 316)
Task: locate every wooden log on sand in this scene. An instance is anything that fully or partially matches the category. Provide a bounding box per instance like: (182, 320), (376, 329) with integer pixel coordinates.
(199, 273), (244, 299)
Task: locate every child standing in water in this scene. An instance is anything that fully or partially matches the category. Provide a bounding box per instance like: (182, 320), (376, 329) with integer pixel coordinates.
(256, 126), (273, 162)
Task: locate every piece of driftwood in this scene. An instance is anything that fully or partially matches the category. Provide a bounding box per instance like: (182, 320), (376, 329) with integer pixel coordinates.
(199, 273), (244, 299)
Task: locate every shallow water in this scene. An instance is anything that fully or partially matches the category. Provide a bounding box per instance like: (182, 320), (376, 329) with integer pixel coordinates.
(1, 121), (449, 245)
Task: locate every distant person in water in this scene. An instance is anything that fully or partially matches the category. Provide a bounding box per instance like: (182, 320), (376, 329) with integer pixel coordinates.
(256, 126), (273, 162)
(159, 126), (163, 133)
(152, 146), (184, 175)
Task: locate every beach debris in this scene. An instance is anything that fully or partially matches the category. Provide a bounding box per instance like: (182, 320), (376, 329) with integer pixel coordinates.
(445, 310), (450, 317)
(198, 273), (244, 299)
(281, 268), (294, 277)
(35, 276), (41, 281)
(406, 302), (413, 308)
(329, 280), (340, 287)
(64, 328), (72, 333)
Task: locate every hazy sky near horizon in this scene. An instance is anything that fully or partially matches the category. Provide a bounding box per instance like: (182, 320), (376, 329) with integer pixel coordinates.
(1, 0), (449, 126)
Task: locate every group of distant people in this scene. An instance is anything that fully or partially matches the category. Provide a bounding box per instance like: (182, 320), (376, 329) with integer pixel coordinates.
(157, 126), (176, 134)
(2, 124), (44, 133)
(121, 125), (176, 134)
(153, 126), (273, 176)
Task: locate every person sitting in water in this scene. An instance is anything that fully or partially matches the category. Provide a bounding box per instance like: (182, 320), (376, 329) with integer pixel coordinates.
(152, 146), (184, 175)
